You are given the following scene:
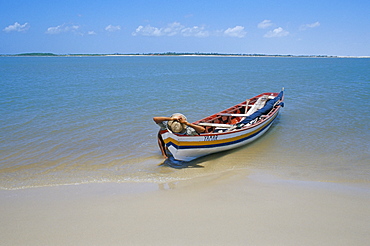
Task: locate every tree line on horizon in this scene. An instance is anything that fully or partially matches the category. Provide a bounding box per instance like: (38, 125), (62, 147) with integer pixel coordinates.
(1, 52), (334, 57)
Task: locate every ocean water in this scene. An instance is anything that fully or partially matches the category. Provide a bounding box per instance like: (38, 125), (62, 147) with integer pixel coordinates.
(1, 56), (369, 189)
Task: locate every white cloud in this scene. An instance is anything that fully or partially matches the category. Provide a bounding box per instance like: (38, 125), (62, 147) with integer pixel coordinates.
(162, 22), (185, 36)
(182, 26), (209, 37)
(105, 25), (121, 32)
(224, 26), (247, 38)
(87, 31), (96, 35)
(133, 22), (184, 37)
(264, 27), (289, 38)
(133, 25), (160, 36)
(258, 20), (273, 29)
(46, 24), (80, 34)
(46, 25), (63, 34)
(299, 21), (320, 31)
(133, 22), (245, 38)
(3, 22), (30, 32)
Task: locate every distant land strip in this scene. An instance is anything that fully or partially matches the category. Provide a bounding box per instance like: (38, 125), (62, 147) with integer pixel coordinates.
(1, 52), (369, 58)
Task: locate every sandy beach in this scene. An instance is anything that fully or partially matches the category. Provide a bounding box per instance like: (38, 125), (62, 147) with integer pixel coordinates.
(1, 168), (369, 246)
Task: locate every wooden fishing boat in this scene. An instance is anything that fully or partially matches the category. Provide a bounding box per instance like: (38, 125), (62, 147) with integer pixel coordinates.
(157, 89), (284, 162)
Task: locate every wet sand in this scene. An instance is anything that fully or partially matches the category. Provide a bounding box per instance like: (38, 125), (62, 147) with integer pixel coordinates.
(1, 169), (369, 246)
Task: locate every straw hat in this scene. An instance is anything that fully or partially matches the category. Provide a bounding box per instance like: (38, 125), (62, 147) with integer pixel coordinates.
(168, 113), (187, 133)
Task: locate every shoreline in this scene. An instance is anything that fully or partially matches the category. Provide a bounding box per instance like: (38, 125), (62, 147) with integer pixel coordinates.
(1, 168), (369, 246)
(1, 166), (369, 191)
(2, 53), (370, 58)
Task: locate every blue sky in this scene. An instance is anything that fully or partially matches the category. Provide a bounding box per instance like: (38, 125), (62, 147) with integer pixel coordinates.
(1, 0), (369, 56)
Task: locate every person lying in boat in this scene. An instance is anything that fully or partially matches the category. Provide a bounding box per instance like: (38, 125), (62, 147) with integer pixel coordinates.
(154, 113), (205, 159)
(153, 113), (205, 135)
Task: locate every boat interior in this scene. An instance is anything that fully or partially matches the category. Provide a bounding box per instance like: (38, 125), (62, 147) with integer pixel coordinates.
(194, 93), (278, 134)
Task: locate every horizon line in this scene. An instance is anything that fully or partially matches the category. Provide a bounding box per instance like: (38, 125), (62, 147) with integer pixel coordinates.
(1, 52), (369, 58)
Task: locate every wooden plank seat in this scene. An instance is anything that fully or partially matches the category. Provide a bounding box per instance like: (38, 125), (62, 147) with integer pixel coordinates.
(198, 122), (234, 128)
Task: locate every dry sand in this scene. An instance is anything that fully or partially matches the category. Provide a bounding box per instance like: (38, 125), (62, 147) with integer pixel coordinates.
(1, 169), (369, 246)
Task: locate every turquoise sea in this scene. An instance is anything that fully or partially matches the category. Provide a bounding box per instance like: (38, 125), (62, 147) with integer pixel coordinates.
(1, 56), (369, 189)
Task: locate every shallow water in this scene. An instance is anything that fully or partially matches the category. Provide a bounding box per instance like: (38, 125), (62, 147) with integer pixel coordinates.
(1, 56), (369, 189)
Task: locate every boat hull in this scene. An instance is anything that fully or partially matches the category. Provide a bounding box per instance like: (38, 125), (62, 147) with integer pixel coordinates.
(160, 107), (281, 162)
